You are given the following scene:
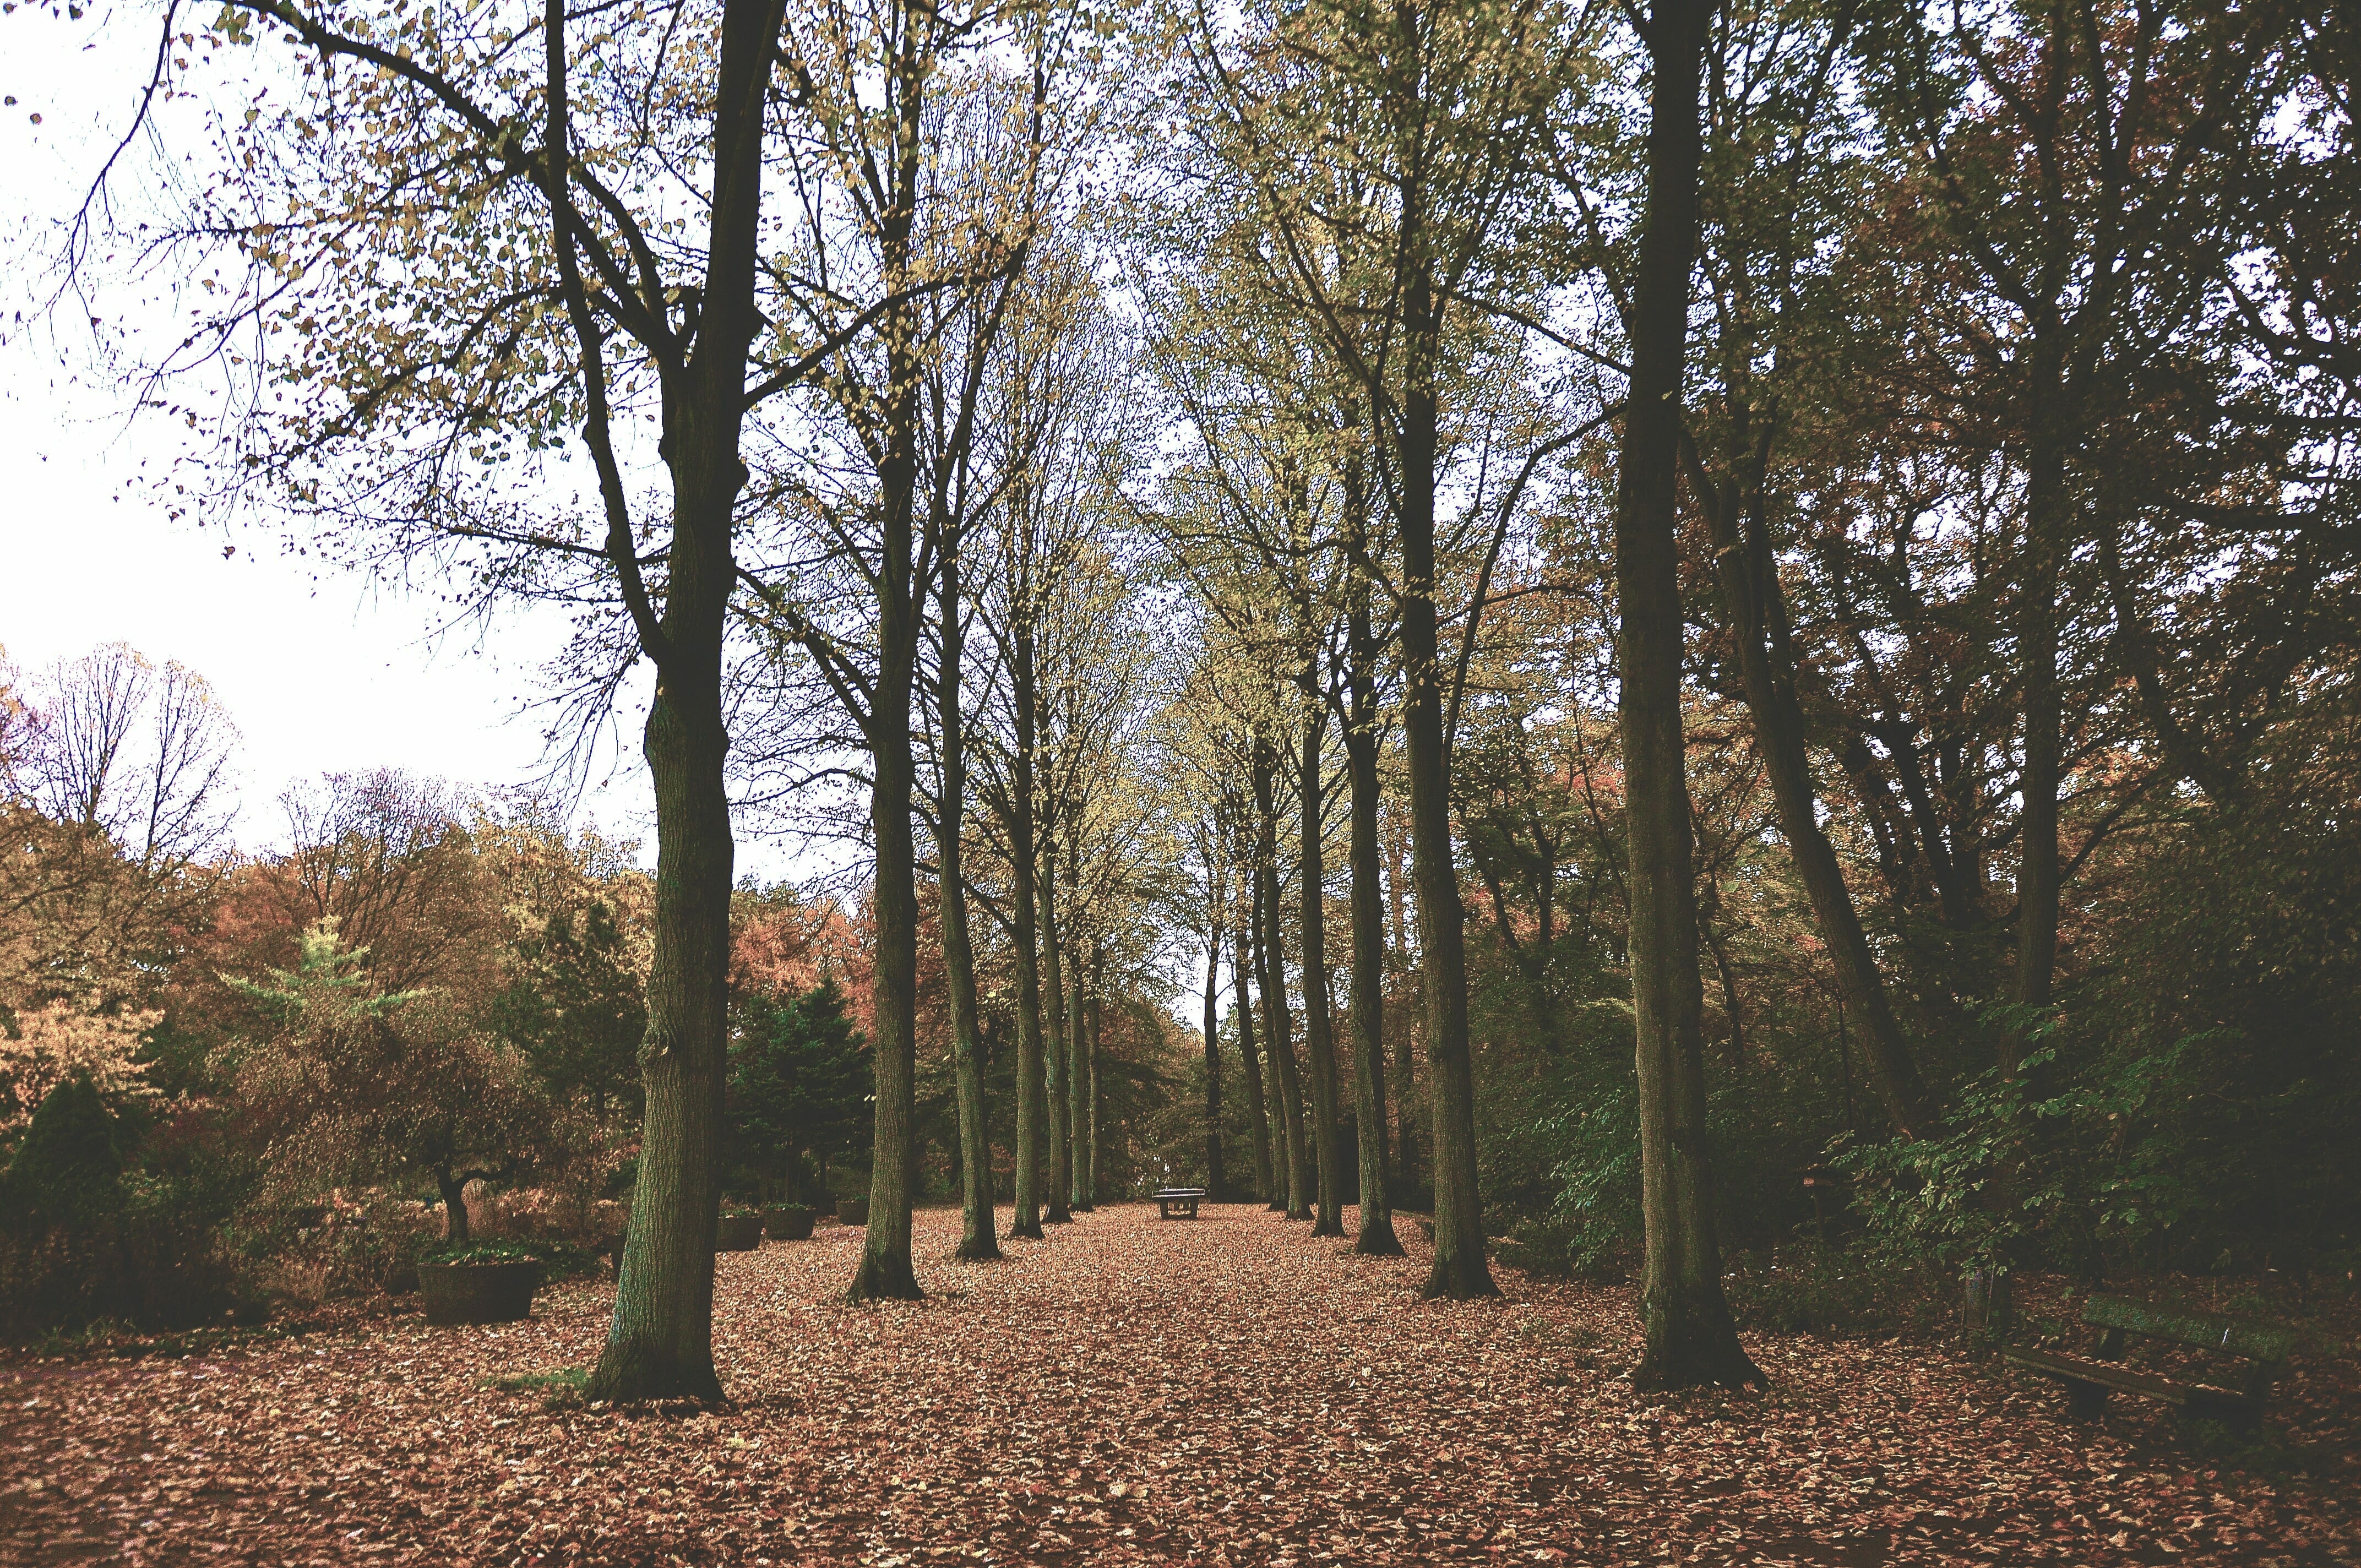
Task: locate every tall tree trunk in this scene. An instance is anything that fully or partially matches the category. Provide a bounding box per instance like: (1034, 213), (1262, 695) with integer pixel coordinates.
(1203, 896), (1227, 1199)
(848, 61), (927, 1303)
(586, 0), (779, 1406)
(2016, 429), (2065, 1015)
(1232, 888), (1275, 1204)
(1298, 685), (1346, 1237)
(1065, 916), (1091, 1212)
(938, 548), (1001, 1261)
(1251, 868), (1290, 1211)
(1344, 576), (1402, 1256)
(1007, 609), (1047, 1241)
(1253, 732), (1312, 1221)
(595, 654), (735, 1395)
(1041, 832), (1074, 1224)
(1400, 265), (1493, 1299)
(853, 545), (922, 1301)
(1084, 944), (1102, 1208)
(1700, 472), (1929, 1136)
(1617, 0), (1759, 1389)
(1382, 805), (1419, 1202)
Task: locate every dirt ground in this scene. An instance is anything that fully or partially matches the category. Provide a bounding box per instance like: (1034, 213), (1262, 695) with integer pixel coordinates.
(3, 1204), (2354, 1566)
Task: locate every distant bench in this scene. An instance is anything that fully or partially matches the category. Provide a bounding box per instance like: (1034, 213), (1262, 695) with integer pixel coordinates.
(1154, 1188), (1206, 1221)
(2003, 1293), (2296, 1428)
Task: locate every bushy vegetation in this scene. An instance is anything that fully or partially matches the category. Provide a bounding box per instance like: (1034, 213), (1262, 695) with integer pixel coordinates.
(1444, 685), (2361, 1318)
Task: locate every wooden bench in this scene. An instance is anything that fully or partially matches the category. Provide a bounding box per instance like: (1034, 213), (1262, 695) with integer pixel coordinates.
(2003, 1293), (2296, 1428)
(1154, 1188), (1206, 1220)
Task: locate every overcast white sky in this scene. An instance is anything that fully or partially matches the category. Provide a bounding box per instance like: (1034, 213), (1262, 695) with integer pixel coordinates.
(0, 9), (681, 868)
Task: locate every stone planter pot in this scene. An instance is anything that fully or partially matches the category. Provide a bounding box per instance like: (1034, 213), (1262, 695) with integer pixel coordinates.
(765, 1206), (815, 1242)
(717, 1214), (765, 1251)
(418, 1261), (541, 1326)
(836, 1196), (869, 1227)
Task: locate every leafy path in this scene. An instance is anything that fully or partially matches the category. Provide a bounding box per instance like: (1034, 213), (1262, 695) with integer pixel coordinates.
(3, 1205), (2354, 1566)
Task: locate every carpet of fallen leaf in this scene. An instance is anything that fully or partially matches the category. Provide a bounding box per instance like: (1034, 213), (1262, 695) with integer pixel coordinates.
(4, 1204), (2357, 1567)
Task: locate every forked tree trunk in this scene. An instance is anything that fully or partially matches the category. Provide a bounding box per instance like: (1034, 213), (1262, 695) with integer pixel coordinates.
(1298, 686), (1346, 1237)
(584, 0), (780, 1407)
(434, 1168), (472, 1246)
(1616, 0), (1761, 1389)
(1232, 894), (1275, 1203)
(1041, 840), (1073, 1224)
(1399, 266), (1494, 1300)
(938, 549), (1001, 1262)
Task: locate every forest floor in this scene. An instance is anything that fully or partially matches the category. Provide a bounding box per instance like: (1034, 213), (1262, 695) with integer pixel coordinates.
(2, 1204), (2355, 1567)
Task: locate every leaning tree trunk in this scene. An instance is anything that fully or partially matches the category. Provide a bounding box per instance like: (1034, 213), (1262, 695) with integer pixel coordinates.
(1399, 265), (1494, 1300)
(1702, 469), (1929, 1137)
(1343, 572), (1402, 1256)
(1041, 835), (1074, 1224)
(937, 547), (1001, 1261)
(1232, 893), (1275, 1204)
(1297, 685), (1346, 1238)
(1615, 0), (1760, 1389)
(585, 0), (780, 1406)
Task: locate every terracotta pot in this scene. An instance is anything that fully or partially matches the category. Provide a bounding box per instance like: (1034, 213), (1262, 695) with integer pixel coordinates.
(417, 1261), (540, 1326)
(836, 1196), (869, 1227)
(765, 1206), (815, 1242)
(717, 1214), (765, 1251)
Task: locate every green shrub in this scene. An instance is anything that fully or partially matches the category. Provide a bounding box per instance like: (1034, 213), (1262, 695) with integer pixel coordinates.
(426, 1237), (600, 1277)
(1721, 1241), (1944, 1340)
(3, 1075), (128, 1232)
